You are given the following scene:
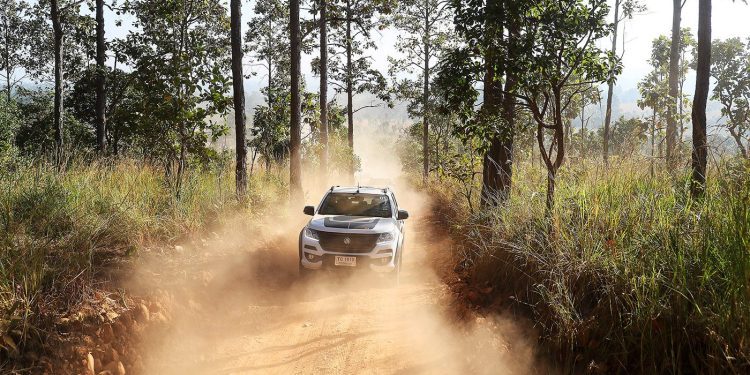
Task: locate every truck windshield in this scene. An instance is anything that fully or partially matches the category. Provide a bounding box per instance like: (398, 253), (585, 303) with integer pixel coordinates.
(318, 193), (392, 218)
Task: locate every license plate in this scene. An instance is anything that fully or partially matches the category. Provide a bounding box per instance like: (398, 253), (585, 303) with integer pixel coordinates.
(334, 256), (357, 267)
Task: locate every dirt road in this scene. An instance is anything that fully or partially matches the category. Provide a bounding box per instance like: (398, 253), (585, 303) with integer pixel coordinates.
(125, 194), (535, 375)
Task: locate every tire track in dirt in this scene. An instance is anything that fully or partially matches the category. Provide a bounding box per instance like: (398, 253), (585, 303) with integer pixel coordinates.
(126, 193), (538, 374)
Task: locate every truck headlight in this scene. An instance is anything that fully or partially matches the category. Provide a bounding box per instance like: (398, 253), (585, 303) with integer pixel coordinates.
(304, 227), (319, 240)
(378, 231), (395, 243)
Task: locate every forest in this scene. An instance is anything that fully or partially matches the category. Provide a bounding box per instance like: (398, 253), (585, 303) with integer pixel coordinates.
(1, 0), (750, 373)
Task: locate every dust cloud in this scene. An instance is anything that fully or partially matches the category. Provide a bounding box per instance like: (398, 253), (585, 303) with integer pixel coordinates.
(125, 121), (541, 374)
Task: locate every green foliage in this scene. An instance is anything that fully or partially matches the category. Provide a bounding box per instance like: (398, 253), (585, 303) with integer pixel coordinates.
(711, 37), (750, 157)
(121, 0), (232, 168)
(14, 88), (94, 155)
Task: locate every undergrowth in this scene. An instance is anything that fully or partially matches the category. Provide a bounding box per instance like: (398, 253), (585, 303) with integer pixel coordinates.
(433, 157), (750, 374)
(0, 156), (285, 363)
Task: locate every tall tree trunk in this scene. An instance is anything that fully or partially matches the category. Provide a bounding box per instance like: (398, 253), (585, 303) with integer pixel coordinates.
(666, 0), (681, 167)
(289, 0), (303, 203)
(231, 0), (248, 199)
(345, 0), (354, 179)
(51, 0), (64, 164)
(691, 0), (711, 197)
(481, 0), (513, 206)
(95, 0), (107, 154)
(603, 0), (620, 166)
(319, 0), (329, 179)
(422, 0), (429, 181)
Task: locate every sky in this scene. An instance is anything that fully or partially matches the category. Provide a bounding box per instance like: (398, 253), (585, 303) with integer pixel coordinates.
(92, 0), (750, 133)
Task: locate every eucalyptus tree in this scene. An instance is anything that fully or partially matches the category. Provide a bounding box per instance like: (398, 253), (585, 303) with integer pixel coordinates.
(95, 0), (106, 153)
(388, 0), (453, 180)
(507, 0), (619, 211)
(40, 0), (94, 162)
(710, 37), (750, 158)
(327, 0), (393, 177)
(122, 0), (232, 193)
(231, 0), (247, 198)
(602, 0), (645, 165)
(290, 0), (303, 202)
(666, 0), (685, 166)
(436, 0), (526, 205)
(691, 0), (711, 197)
(246, 0), (290, 109)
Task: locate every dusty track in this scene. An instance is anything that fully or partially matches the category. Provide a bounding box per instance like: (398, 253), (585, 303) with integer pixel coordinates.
(125, 201), (536, 375)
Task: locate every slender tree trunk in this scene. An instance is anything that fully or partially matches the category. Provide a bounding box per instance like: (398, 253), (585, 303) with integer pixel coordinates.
(3, 14), (12, 102)
(319, 0), (329, 179)
(51, 0), (64, 164)
(651, 108), (656, 178)
(666, 0), (681, 166)
(345, 0), (354, 178)
(289, 0), (303, 203)
(95, 0), (107, 154)
(691, 0), (711, 197)
(603, 0), (620, 166)
(231, 0), (248, 198)
(422, 0), (429, 181)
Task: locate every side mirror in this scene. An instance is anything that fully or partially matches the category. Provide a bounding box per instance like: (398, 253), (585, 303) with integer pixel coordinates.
(303, 206), (315, 216)
(397, 209), (409, 220)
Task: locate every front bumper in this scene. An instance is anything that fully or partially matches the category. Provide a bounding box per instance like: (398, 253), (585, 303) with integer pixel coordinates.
(300, 233), (397, 273)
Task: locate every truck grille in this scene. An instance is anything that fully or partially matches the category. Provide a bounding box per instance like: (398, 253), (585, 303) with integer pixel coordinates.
(318, 231), (379, 253)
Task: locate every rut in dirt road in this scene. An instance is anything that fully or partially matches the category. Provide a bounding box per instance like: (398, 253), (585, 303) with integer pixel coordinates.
(127, 202), (537, 375)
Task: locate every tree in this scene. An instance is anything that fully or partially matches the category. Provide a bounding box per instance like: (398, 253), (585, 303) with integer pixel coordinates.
(246, 0), (289, 110)
(666, 0), (684, 166)
(95, 0), (106, 153)
(508, 0), (619, 211)
(290, 0), (303, 203)
(327, 0), (392, 178)
(317, 0), (329, 178)
(389, 0), (452, 181)
(602, 0), (644, 165)
(677, 28), (697, 144)
(123, 0), (232, 193)
(638, 36), (671, 176)
(435, 0), (524, 205)
(231, 0), (247, 198)
(691, 0), (711, 197)
(710, 37), (750, 158)
(0, 0), (31, 102)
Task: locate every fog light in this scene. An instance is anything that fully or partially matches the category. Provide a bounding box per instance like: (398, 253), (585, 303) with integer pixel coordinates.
(307, 253), (315, 261)
(380, 257), (390, 265)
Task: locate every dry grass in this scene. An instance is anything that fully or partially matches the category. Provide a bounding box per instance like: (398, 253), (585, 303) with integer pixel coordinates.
(0, 156), (285, 363)
(432, 156), (750, 373)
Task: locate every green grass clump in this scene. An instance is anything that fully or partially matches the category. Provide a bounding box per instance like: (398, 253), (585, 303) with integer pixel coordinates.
(442, 157), (750, 373)
(0, 157), (283, 359)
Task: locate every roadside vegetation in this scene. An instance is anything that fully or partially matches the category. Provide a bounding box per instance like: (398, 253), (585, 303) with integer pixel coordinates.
(0, 155), (285, 362)
(421, 156), (750, 373)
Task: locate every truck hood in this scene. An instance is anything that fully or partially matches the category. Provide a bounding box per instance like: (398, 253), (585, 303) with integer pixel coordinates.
(307, 215), (397, 234)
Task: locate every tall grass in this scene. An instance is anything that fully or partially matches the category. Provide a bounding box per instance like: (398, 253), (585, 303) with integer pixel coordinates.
(437, 157), (750, 373)
(0, 157), (284, 360)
